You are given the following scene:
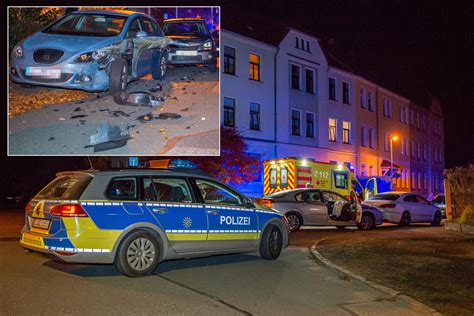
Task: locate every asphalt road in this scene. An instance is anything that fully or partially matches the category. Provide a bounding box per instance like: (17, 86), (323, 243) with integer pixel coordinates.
(8, 66), (219, 156)
(0, 208), (436, 315)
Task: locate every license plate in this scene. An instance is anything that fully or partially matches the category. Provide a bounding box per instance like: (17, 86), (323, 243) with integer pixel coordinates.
(25, 67), (61, 79)
(32, 218), (51, 230)
(176, 50), (198, 56)
(21, 233), (44, 248)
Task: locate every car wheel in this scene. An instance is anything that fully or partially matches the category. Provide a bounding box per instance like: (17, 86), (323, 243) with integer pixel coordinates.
(152, 51), (167, 80)
(115, 230), (160, 277)
(285, 213), (302, 232)
(398, 211), (411, 227)
(208, 62), (217, 72)
(357, 213), (375, 230)
(109, 57), (128, 100)
(431, 211), (442, 226)
(259, 225), (283, 260)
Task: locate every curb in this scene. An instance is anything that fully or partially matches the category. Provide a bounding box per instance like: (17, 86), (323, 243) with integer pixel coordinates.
(310, 242), (441, 316)
(445, 221), (474, 234)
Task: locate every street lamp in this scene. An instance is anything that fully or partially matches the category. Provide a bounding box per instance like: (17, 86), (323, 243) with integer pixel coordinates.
(390, 135), (399, 190)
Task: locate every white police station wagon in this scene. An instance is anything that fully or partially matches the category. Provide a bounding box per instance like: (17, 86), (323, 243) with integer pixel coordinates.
(21, 162), (289, 277)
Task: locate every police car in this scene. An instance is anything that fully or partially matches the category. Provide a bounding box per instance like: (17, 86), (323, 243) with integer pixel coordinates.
(21, 162), (289, 277)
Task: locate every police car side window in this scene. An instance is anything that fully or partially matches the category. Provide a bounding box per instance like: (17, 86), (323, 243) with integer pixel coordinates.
(195, 179), (242, 206)
(106, 177), (137, 200)
(144, 177), (193, 203)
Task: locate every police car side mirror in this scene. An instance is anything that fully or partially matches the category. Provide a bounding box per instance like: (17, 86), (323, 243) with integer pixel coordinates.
(242, 197), (255, 208)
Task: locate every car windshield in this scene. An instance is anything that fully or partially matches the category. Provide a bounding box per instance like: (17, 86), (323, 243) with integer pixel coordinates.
(43, 13), (127, 37)
(432, 195), (445, 203)
(369, 194), (400, 201)
(162, 21), (209, 36)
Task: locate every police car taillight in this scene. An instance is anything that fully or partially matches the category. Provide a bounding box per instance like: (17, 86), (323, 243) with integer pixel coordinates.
(50, 204), (88, 217)
(25, 201), (31, 214)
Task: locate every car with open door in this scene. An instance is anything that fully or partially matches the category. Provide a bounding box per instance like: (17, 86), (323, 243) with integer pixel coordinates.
(364, 192), (442, 226)
(20, 160), (289, 277)
(257, 188), (383, 232)
(10, 10), (169, 100)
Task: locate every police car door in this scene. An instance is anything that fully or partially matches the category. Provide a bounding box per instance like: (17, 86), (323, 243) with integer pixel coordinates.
(141, 176), (208, 253)
(193, 178), (258, 250)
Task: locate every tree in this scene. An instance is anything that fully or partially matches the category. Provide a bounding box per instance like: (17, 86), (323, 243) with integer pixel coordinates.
(188, 126), (260, 185)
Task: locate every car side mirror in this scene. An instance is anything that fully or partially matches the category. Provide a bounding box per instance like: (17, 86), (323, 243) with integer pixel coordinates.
(136, 31), (148, 38)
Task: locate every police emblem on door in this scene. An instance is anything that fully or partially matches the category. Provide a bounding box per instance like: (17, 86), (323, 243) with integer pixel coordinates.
(183, 216), (192, 228)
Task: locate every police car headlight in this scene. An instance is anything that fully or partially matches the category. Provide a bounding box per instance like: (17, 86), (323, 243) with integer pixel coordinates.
(14, 45), (23, 58)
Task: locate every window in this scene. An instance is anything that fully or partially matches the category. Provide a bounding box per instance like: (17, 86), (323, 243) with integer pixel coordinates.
(384, 132), (390, 152)
(342, 121), (351, 144)
(106, 177), (137, 200)
(329, 77), (336, 100)
(306, 40), (310, 52)
(291, 64), (300, 90)
(369, 165), (374, 176)
(423, 144), (427, 160)
(249, 53), (260, 81)
(399, 106), (404, 122)
(404, 107), (409, 123)
(249, 102), (260, 130)
(223, 46), (235, 75)
(305, 69), (314, 93)
(401, 137), (405, 155)
(223, 97), (235, 127)
(360, 164), (367, 177)
(333, 172), (348, 189)
(418, 172), (422, 189)
(35, 175), (92, 200)
(126, 18), (141, 38)
(342, 82), (350, 104)
(361, 126), (367, 147)
(411, 172), (416, 189)
(383, 98), (392, 118)
(360, 88), (366, 109)
(140, 18), (158, 35)
(369, 128), (375, 149)
(322, 191), (347, 202)
(295, 191), (322, 203)
(306, 112), (315, 138)
(143, 177), (192, 202)
(195, 179), (242, 206)
(295, 36), (299, 49)
(367, 92), (374, 111)
(291, 109), (301, 136)
(329, 118), (337, 142)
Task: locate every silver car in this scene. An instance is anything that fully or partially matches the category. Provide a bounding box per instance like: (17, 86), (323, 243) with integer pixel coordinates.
(263, 188), (383, 232)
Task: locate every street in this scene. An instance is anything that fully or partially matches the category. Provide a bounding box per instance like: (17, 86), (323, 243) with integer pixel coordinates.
(8, 66), (219, 156)
(0, 208), (437, 315)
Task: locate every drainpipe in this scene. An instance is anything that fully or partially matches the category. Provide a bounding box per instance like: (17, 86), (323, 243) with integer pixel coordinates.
(273, 47), (279, 158)
(375, 87), (380, 176)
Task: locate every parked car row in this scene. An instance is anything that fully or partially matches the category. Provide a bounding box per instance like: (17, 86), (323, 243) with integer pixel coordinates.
(10, 10), (218, 94)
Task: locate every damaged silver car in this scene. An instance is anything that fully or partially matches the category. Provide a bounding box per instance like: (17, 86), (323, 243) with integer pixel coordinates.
(9, 10), (170, 97)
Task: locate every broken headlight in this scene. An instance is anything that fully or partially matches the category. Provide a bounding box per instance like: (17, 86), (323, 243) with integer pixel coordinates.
(75, 47), (112, 63)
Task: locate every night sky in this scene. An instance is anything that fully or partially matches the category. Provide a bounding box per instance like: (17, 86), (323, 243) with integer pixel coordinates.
(2, 0), (473, 197)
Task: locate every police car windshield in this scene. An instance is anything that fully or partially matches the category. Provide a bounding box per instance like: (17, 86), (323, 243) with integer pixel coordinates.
(34, 174), (92, 200)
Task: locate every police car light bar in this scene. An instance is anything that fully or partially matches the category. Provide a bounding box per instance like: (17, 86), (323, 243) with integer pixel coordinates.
(147, 159), (198, 169)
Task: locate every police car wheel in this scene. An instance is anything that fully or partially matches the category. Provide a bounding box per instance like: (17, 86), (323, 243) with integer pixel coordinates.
(260, 225), (283, 260)
(115, 230), (160, 277)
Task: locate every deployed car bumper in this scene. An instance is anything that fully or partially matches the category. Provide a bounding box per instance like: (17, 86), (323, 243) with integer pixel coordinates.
(9, 58), (110, 92)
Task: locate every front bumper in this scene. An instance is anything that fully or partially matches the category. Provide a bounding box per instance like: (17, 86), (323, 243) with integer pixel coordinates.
(9, 58), (110, 92)
(167, 48), (216, 65)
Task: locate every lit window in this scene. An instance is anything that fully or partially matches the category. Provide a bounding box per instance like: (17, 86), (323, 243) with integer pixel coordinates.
(249, 53), (260, 81)
(342, 121), (351, 144)
(291, 64), (300, 90)
(291, 109), (301, 136)
(223, 97), (235, 127)
(342, 82), (350, 104)
(223, 46), (236, 75)
(249, 102), (260, 130)
(306, 112), (315, 138)
(329, 77), (336, 100)
(329, 118), (337, 142)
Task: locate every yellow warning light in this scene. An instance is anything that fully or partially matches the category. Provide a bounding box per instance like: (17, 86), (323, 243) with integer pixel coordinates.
(337, 164), (343, 170)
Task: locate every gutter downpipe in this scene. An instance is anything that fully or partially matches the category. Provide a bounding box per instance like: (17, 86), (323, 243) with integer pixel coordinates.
(274, 47), (280, 159)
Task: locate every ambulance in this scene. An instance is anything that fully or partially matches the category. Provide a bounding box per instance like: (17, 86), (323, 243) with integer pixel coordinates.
(263, 157), (364, 199)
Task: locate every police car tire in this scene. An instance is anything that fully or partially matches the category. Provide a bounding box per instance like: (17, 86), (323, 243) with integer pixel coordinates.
(259, 225), (283, 260)
(109, 57), (128, 98)
(115, 230), (160, 277)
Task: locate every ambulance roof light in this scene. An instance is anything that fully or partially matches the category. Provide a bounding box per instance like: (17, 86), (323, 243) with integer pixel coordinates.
(278, 160), (284, 164)
(337, 164), (343, 170)
(301, 159), (308, 166)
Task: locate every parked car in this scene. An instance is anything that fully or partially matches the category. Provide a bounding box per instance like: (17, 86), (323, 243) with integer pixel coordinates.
(364, 192), (442, 226)
(431, 194), (446, 218)
(20, 163), (289, 277)
(10, 10), (170, 97)
(257, 188), (383, 232)
(161, 18), (217, 72)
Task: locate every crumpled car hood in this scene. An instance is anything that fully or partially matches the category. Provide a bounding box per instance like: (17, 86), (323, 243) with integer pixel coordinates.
(21, 32), (121, 56)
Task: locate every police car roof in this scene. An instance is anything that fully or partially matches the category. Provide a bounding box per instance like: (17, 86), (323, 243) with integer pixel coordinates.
(163, 18), (205, 22)
(57, 168), (212, 179)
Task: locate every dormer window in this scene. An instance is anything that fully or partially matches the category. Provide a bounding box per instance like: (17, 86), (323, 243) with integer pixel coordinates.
(295, 36), (311, 52)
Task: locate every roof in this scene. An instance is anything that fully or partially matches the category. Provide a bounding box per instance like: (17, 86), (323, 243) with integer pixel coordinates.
(58, 169), (212, 179)
(163, 18), (205, 22)
(74, 9), (142, 17)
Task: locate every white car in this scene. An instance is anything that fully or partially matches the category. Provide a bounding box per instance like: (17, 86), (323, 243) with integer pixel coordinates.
(365, 192), (442, 226)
